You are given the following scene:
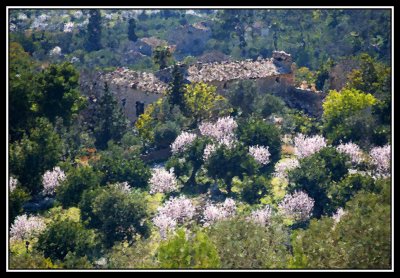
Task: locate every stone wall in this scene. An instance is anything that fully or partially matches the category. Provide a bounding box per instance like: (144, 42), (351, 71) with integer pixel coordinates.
(80, 72), (162, 122)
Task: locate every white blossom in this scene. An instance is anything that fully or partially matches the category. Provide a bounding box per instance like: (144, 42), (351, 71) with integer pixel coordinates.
(249, 145), (271, 165)
(203, 143), (217, 161)
(153, 214), (177, 239)
(153, 196), (195, 239)
(199, 116), (238, 142)
(278, 191), (314, 221)
(274, 158), (300, 179)
(49, 46), (62, 56)
(17, 13), (28, 21)
(171, 131), (197, 154)
(336, 142), (363, 164)
(9, 23), (17, 32)
(248, 205), (272, 226)
(63, 22), (74, 33)
(73, 10), (83, 19)
(294, 134), (327, 159)
(10, 214), (47, 241)
(70, 56), (80, 63)
(149, 168), (179, 194)
(9, 177), (18, 193)
(202, 198), (236, 227)
(332, 207), (346, 224)
(369, 145), (391, 177)
(157, 196), (196, 224)
(42, 166), (66, 195)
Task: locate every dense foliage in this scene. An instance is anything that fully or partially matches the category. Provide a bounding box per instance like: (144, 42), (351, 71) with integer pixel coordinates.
(8, 8), (391, 270)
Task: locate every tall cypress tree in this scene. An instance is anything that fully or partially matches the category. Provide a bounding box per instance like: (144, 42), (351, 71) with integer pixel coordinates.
(86, 9), (102, 52)
(166, 64), (186, 112)
(93, 83), (128, 150)
(128, 18), (138, 42)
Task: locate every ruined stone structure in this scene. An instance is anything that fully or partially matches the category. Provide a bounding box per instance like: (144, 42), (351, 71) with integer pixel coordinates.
(79, 51), (326, 122)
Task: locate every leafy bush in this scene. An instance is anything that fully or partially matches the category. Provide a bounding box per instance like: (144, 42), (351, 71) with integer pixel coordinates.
(157, 228), (220, 268)
(107, 239), (158, 268)
(207, 217), (290, 268)
(79, 185), (150, 247)
(291, 179), (391, 268)
(56, 166), (102, 208)
(154, 121), (180, 149)
(9, 187), (31, 223)
(36, 218), (99, 261)
(9, 117), (64, 194)
(288, 147), (349, 217)
(94, 147), (150, 189)
(237, 117), (281, 168)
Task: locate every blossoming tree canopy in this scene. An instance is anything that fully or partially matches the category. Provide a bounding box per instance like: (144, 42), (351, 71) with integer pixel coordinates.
(149, 168), (179, 194)
(369, 144), (391, 176)
(294, 134), (327, 159)
(10, 214), (47, 241)
(153, 195), (196, 238)
(249, 145), (271, 165)
(336, 142), (364, 164)
(170, 131), (197, 154)
(278, 191), (315, 221)
(42, 166), (66, 195)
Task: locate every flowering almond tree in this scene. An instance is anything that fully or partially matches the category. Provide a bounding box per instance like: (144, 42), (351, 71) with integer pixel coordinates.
(202, 198), (236, 227)
(294, 134), (327, 159)
(336, 142), (364, 165)
(278, 191), (315, 222)
(171, 131), (197, 154)
(153, 196), (196, 238)
(247, 205), (273, 226)
(249, 145), (271, 165)
(369, 144), (391, 177)
(42, 166), (66, 195)
(10, 214), (47, 242)
(149, 168), (179, 194)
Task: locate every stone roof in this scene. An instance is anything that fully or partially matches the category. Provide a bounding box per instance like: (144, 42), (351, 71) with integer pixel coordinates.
(98, 51), (293, 94)
(140, 37), (169, 49)
(101, 68), (168, 94)
(187, 58), (280, 83)
(192, 21), (210, 31)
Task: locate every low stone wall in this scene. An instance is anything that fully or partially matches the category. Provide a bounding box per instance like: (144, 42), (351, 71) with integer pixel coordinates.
(277, 88), (326, 118)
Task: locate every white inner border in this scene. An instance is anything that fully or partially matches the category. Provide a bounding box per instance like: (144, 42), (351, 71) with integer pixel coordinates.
(5, 6), (394, 272)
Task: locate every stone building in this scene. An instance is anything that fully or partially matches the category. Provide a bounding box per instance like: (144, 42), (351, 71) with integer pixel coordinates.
(80, 51), (325, 122)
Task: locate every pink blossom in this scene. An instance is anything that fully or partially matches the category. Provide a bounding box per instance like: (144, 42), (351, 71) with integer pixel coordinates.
(203, 143), (217, 161)
(153, 196), (195, 238)
(294, 134), (327, 159)
(199, 116), (238, 141)
(249, 145), (271, 165)
(336, 142), (363, 164)
(42, 167), (66, 195)
(157, 196), (196, 224)
(171, 131), (197, 154)
(10, 214), (47, 241)
(370, 145), (391, 176)
(248, 205), (272, 226)
(274, 158), (300, 179)
(152, 214), (177, 239)
(202, 198), (236, 227)
(149, 168), (179, 194)
(278, 191), (314, 221)
(9, 177), (18, 193)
